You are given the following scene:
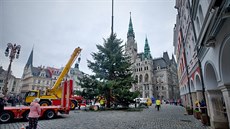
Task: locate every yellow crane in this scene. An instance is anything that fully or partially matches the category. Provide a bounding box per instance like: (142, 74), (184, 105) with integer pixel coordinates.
(24, 47), (82, 109)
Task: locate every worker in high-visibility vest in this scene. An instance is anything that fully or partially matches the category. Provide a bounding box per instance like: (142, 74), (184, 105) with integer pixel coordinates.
(155, 98), (161, 111)
(99, 97), (106, 110)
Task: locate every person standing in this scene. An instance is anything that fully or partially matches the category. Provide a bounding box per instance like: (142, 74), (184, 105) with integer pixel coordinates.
(155, 98), (161, 111)
(0, 93), (6, 114)
(100, 97), (105, 110)
(28, 98), (41, 129)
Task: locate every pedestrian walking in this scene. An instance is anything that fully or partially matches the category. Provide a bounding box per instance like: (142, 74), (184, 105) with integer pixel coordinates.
(0, 93), (6, 114)
(28, 98), (41, 129)
(155, 98), (161, 111)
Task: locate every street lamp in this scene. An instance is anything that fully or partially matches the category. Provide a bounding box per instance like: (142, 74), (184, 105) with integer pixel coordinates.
(2, 43), (21, 95)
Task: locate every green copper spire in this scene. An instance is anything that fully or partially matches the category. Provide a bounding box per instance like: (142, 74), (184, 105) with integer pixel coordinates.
(144, 36), (152, 59)
(127, 12), (135, 38)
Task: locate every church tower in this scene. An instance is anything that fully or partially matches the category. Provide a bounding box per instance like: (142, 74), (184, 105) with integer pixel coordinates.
(125, 12), (137, 64)
(144, 36), (152, 59)
(21, 49), (34, 93)
(23, 49), (33, 77)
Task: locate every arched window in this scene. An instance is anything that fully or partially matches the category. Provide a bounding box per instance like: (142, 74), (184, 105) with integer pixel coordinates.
(145, 74), (149, 82)
(135, 75), (138, 83)
(139, 74), (143, 83)
(157, 65), (160, 70)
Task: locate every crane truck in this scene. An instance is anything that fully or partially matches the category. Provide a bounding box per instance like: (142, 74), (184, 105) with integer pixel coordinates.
(24, 47), (82, 110)
(0, 80), (73, 123)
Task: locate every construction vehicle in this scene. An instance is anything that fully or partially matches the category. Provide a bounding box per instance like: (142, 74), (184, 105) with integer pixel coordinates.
(0, 80), (73, 123)
(24, 47), (82, 110)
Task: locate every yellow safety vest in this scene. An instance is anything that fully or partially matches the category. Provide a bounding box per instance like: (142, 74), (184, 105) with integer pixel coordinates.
(100, 99), (105, 105)
(156, 100), (161, 105)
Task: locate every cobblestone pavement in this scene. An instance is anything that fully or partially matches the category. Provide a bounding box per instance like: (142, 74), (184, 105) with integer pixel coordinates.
(0, 104), (212, 129)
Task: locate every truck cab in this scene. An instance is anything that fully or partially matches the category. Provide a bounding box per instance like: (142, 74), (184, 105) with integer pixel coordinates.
(24, 90), (39, 105)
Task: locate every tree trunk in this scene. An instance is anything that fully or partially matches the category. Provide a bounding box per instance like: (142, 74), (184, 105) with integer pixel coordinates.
(107, 89), (111, 108)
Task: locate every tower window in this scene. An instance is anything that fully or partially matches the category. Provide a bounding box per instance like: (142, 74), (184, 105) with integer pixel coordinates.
(157, 66), (160, 70)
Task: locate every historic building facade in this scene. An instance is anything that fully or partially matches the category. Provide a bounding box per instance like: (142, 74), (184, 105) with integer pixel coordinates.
(174, 0), (230, 128)
(0, 66), (21, 95)
(125, 14), (179, 100)
(21, 49), (83, 94)
(21, 49), (52, 93)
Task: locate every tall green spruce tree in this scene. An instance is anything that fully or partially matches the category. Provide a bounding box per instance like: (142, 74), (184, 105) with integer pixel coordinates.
(79, 75), (100, 102)
(88, 34), (139, 108)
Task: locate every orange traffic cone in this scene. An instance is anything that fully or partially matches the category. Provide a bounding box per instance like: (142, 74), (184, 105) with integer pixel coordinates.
(21, 124), (25, 129)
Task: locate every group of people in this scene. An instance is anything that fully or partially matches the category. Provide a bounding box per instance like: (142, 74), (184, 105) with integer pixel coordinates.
(0, 93), (41, 129)
(0, 94), (23, 106)
(195, 99), (207, 113)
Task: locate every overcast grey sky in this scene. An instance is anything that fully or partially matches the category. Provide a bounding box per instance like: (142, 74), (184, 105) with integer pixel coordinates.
(0, 0), (177, 78)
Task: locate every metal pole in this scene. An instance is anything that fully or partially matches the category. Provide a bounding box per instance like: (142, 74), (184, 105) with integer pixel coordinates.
(3, 59), (12, 95)
(197, 53), (207, 112)
(183, 49), (193, 109)
(2, 43), (21, 96)
(111, 0), (114, 36)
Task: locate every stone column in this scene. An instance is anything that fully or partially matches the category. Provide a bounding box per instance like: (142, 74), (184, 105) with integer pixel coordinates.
(220, 85), (230, 128)
(181, 94), (186, 106)
(196, 90), (203, 101)
(206, 90), (229, 129)
(149, 84), (153, 98)
(191, 92), (197, 109)
(186, 93), (192, 108)
(142, 85), (145, 98)
(205, 92), (210, 116)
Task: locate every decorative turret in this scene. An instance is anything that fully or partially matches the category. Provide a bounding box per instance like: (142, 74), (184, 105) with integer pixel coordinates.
(125, 12), (137, 64)
(163, 52), (170, 64)
(127, 12), (135, 38)
(144, 36), (152, 59)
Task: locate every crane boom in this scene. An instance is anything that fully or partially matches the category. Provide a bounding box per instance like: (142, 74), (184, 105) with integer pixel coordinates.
(49, 47), (82, 93)
(25, 47), (83, 108)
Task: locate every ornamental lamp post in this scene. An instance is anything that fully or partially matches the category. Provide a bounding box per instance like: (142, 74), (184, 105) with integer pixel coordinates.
(2, 43), (21, 96)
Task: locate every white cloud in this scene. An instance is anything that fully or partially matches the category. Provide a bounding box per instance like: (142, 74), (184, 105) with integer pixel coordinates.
(0, 0), (177, 78)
